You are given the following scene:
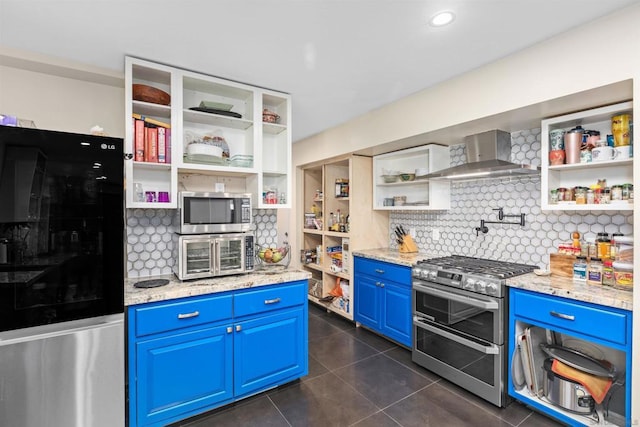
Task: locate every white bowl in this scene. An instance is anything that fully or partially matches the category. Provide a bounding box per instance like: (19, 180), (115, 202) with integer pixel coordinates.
(187, 143), (223, 158)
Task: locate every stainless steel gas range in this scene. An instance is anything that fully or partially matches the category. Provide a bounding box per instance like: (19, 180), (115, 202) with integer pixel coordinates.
(412, 255), (536, 407)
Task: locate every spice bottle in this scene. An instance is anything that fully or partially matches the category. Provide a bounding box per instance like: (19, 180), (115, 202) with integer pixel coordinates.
(587, 257), (603, 284)
(602, 260), (615, 286)
(596, 232), (611, 259)
(573, 256), (587, 281)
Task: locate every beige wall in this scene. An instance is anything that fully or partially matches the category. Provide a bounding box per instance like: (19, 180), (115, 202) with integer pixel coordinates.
(0, 50), (124, 137)
(292, 4), (640, 421)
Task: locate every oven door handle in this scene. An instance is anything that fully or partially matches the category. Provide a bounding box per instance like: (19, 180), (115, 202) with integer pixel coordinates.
(413, 283), (499, 311)
(413, 317), (499, 355)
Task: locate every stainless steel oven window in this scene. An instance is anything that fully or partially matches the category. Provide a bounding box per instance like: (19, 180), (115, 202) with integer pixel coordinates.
(182, 238), (213, 277)
(215, 236), (245, 273)
(413, 280), (503, 344)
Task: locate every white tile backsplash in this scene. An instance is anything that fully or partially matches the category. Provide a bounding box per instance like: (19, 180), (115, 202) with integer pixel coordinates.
(390, 128), (633, 268)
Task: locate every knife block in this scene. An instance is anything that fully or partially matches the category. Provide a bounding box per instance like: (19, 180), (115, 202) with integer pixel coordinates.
(399, 235), (418, 253)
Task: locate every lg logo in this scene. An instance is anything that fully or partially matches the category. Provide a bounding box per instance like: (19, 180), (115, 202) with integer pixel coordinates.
(100, 143), (116, 150)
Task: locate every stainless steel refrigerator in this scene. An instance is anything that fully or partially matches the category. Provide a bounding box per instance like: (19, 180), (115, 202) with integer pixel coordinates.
(0, 126), (125, 426)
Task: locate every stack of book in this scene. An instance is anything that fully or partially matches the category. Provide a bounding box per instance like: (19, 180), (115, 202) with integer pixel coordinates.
(132, 114), (171, 163)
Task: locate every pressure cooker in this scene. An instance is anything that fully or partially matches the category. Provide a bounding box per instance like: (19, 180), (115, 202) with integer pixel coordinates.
(543, 358), (595, 414)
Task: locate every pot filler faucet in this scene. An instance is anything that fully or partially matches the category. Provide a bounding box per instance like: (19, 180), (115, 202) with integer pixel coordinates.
(475, 207), (526, 236)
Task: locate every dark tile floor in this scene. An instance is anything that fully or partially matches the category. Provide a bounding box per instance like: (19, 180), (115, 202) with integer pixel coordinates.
(176, 303), (565, 427)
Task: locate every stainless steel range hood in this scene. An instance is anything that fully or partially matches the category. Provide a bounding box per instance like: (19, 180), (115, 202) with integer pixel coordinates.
(425, 129), (540, 180)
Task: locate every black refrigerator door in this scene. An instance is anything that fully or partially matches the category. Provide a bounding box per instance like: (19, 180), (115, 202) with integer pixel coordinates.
(0, 126), (124, 332)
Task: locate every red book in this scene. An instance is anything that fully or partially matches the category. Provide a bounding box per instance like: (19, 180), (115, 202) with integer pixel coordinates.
(146, 126), (158, 163)
(157, 127), (166, 163)
(165, 128), (171, 164)
(134, 119), (145, 161)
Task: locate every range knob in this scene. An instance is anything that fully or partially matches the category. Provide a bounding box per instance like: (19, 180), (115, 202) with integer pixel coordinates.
(428, 270), (437, 280)
(486, 283), (499, 296)
(413, 267), (422, 278)
(464, 278), (476, 291)
(476, 280), (487, 293)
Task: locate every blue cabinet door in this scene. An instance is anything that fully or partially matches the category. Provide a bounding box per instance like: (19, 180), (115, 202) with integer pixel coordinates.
(234, 307), (307, 398)
(354, 274), (381, 329)
(135, 324), (233, 426)
(381, 281), (412, 347)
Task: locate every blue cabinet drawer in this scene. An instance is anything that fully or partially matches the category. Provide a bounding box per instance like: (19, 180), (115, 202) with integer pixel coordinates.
(134, 294), (233, 337)
(512, 290), (628, 346)
(234, 281), (306, 318)
(354, 257), (411, 285)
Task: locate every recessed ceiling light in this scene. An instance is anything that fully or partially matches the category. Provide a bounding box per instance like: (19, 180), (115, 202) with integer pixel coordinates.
(429, 11), (455, 27)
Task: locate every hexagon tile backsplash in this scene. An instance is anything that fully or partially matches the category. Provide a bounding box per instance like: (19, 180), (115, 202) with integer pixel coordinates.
(126, 209), (278, 278)
(390, 128), (633, 268)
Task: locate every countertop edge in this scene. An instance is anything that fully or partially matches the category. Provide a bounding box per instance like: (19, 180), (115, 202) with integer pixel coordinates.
(125, 269), (312, 306)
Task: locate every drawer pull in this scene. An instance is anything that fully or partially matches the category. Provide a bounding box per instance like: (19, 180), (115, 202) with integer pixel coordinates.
(177, 311), (200, 319)
(550, 311), (575, 321)
(264, 298), (281, 305)
(375, 269), (385, 274)
(227, 326), (233, 334)
(236, 324), (242, 332)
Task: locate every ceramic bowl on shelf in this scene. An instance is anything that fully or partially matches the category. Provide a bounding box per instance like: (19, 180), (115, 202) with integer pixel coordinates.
(132, 84), (170, 105)
(262, 109), (280, 123)
(381, 174), (399, 183)
(399, 173), (415, 182)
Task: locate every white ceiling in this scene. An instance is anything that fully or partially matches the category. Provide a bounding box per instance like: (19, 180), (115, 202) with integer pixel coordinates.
(1, 0), (638, 143)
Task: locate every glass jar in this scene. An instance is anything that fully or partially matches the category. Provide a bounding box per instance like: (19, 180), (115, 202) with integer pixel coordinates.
(557, 187), (567, 202)
(601, 187), (611, 204)
(585, 189), (595, 204)
(549, 189), (558, 204)
(573, 256), (587, 281)
(610, 233), (623, 260)
(602, 260), (615, 286)
(587, 257), (603, 284)
(622, 183), (633, 200)
(611, 185), (623, 201)
(575, 187), (586, 204)
(593, 188), (602, 204)
(586, 236), (597, 258)
(596, 232), (611, 259)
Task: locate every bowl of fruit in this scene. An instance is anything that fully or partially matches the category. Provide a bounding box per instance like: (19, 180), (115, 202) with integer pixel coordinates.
(256, 243), (291, 268)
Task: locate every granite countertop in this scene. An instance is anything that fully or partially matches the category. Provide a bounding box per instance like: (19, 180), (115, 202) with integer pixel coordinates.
(352, 248), (438, 266)
(507, 273), (633, 311)
(353, 248), (633, 311)
(125, 268), (312, 306)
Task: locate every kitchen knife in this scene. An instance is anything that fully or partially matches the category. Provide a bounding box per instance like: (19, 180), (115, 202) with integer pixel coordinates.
(394, 227), (404, 241)
(399, 225), (407, 236)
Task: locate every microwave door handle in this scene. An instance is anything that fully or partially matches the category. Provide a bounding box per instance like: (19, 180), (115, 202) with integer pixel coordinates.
(414, 283), (499, 311)
(413, 316), (499, 355)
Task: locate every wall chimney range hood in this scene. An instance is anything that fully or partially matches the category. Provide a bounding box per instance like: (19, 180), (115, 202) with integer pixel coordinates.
(425, 129), (540, 180)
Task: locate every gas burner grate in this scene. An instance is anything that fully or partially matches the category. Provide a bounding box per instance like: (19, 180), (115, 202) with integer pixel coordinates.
(415, 255), (537, 279)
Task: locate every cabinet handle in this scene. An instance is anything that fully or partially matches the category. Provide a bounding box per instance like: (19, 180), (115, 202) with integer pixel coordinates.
(375, 282), (381, 287)
(550, 311), (575, 321)
(227, 326), (233, 334)
(375, 269), (385, 274)
(380, 283), (385, 288)
(264, 298), (281, 305)
(236, 325), (242, 332)
(177, 311), (200, 319)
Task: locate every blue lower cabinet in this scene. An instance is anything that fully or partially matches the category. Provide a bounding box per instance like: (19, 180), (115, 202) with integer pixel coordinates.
(136, 325), (233, 426)
(508, 287), (632, 426)
(234, 307), (306, 398)
(127, 280), (308, 427)
(354, 257), (412, 347)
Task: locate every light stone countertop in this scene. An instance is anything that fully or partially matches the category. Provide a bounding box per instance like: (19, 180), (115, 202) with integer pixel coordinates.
(352, 248), (438, 267)
(125, 268), (312, 306)
(353, 248), (632, 311)
(506, 273), (633, 311)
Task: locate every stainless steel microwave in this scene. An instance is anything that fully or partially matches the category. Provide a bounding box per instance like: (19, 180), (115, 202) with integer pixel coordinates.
(177, 191), (252, 234)
(172, 232), (255, 280)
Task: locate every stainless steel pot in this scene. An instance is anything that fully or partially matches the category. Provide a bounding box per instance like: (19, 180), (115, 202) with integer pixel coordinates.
(543, 358), (595, 414)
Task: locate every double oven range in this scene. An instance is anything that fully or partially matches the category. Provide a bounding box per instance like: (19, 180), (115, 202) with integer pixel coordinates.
(412, 255), (536, 407)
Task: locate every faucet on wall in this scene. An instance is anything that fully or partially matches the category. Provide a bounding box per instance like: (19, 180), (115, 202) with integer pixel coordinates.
(475, 207), (525, 236)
